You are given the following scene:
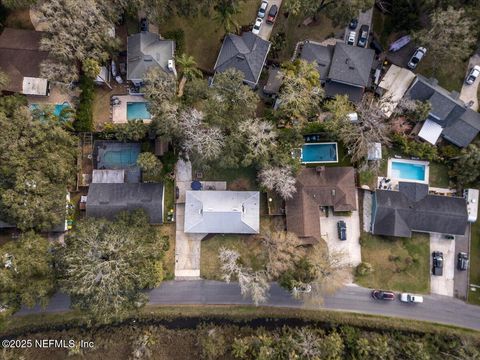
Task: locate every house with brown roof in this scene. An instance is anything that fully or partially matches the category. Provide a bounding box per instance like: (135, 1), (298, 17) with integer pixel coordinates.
(285, 167), (357, 243)
(0, 28), (50, 96)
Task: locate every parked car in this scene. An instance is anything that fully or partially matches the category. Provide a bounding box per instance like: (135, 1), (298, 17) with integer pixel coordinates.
(337, 220), (347, 241)
(349, 18), (358, 30)
(465, 65), (480, 85)
(407, 47), (427, 69)
(257, 0), (268, 18)
(371, 290), (396, 301)
(357, 25), (369, 47)
(252, 17), (263, 35)
(347, 31), (356, 45)
(266, 4), (278, 24)
(139, 17), (148, 32)
(400, 293), (424, 303)
(293, 283), (312, 294)
(432, 251), (443, 276)
(457, 252), (469, 271)
(370, 38), (384, 54)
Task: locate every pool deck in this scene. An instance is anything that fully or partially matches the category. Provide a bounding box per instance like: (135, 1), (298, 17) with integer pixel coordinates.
(112, 94), (152, 124)
(386, 158), (430, 185)
(26, 84), (79, 107)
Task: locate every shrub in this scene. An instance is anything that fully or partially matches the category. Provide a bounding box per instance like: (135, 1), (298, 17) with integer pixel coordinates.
(164, 29), (185, 55)
(75, 75), (95, 132)
(392, 134), (439, 161)
(356, 262), (373, 276)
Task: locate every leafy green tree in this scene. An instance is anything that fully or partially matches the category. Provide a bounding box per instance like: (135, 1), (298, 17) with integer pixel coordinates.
(115, 120), (149, 142)
(137, 152), (163, 177)
(0, 100), (76, 231)
(0, 232), (55, 310)
(414, 6), (477, 71)
(143, 67), (177, 107)
(213, 0), (240, 33)
(82, 58), (101, 79)
(57, 210), (167, 322)
(451, 144), (480, 185)
(0, 71), (9, 90)
(176, 53), (202, 96)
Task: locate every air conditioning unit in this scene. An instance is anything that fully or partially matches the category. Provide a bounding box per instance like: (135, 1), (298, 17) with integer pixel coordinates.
(167, 59), (175, 72)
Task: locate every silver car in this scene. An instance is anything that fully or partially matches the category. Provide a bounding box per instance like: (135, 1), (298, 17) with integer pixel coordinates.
(252, 17), (262, 35)
(257, 0), (268, 18)
(407, 47), (427, 69)
(465, 65), (480, 85)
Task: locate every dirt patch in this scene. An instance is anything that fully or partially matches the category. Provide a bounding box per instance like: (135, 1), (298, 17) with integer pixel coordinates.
(228, 178), (251, 191)
(5, 9), (34, 30)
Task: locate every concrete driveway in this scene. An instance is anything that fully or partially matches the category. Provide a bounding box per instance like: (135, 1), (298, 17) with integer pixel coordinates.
(430, 233), (455, 297)
(459, 52), (480, 111)
(453, 225), (470, 300)
(319, 192), (362, 267)
(257, 0), (283, 41)
(343, 7), (373, 46)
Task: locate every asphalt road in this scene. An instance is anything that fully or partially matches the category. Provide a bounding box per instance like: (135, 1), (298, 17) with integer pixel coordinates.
(16, 281), (480, 331)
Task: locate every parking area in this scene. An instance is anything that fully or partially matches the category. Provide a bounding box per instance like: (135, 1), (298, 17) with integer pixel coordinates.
(430, 233), (455, 297)
(343, 7), (373, 46)
(454, 225), (471, 300)
(320, 192), (362, 267)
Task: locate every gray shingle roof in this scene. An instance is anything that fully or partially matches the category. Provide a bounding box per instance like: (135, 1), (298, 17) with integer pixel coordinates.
(328, 43), (375, 88)
(325, 81), (364, 103)
(299, 42), (334, 81)
(127, 32), (175, 81)
(372, 182), (468, 238)
(86, 183), (164, 224)
(214, 32), (271, 86)
(184, 191), (259, 234)
(406, 75), (480, 147)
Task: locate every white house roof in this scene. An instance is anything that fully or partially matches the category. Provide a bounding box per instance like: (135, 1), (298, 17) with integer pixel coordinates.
(184, 191), (260, 234)
(92, 169), (125, 183)
(22, 77), (48, 95)
(418, 119), (443, 145)
(465, 188), (479, 223)
(378, 65), (416, 117)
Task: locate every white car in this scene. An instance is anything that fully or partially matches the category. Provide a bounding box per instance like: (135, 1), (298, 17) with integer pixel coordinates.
(257, 0), (268, 18)
(252, 17), (262, 35)
(465, 65), (480, 85)
(400, 293), (424, 303)
(347, 31), (356, 45)
(407, 47), (427, 69)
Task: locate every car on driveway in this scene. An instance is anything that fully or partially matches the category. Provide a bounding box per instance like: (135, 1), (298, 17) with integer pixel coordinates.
(400, 293), (424, 303)
(140, 17), (148, 32)
(257, 0), (268, 18)
(349, 18), (358, 30)
(407, 47), (427, 69)
(266, 4), (278, 24)
(432, 251), (443, 276)
(357, 25), (369, 47)
(337, 220), (347, 241)
(457, 252), (469, 271)
(465, 65), (480, 85)
(252, 17), (262, 35)
(347, 31), (356, 45)
(371, 290), (396, 301)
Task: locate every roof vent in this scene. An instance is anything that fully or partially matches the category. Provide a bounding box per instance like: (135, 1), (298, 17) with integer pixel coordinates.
(332, 189), (336, 197)
(236, 54), (246, 60)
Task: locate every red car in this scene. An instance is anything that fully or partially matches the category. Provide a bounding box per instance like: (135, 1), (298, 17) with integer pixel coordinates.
(266, 5), (278, 24)
(371, 290), (395, 301)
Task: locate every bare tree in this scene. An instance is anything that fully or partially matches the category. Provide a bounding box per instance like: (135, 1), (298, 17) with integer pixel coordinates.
(239, 118), (277, 165)
(258, 166), (297, 200)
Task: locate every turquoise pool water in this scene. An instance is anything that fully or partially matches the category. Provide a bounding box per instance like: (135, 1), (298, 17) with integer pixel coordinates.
(127, 102), (151, 120)
(391, 161), (426, 181)
(102, 148), (140, 168)
(301, 143), (338, 163)
(30, 103), (71, 117)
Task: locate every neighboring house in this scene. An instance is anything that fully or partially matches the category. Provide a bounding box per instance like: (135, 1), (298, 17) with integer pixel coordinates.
(405, 75), (480, 147)
(371, 182), (468, 238)
(86, 183), (164, 224)
(214, 32), (271, 88)
(300, 41), (375, 102)
(376, 64), (416, 117)
(0, 28), (49, 96)
(184, 191), (260, 234)
(286, 167), (357, 243)
(127, 32), (176, 86)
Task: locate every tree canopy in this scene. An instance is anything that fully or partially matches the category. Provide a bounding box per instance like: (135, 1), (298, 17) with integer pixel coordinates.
(57, 210), (168, 322)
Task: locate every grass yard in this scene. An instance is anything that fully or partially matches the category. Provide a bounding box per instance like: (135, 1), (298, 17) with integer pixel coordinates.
(417, 57), (468, 93)
(356, 232), (430, 293)
(157, 0), (259, 71)
(270, 13), (340, 62)
(197, 165), (259, 190)
(468, 219), (480, 305)
(429, 162), (450, 188)
(163, 179), (175, 223)
(157, 223), (175, 280)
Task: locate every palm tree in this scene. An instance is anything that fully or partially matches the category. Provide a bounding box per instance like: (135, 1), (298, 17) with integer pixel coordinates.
(176, 53), (202, 97)
(213, 1), (239, 33)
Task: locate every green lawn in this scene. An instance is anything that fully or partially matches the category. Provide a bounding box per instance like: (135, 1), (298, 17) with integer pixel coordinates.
(429, 162), (450, 188)
(197, 165), (259, 190)
(468, 220), (480, 305)
(417, 57), (468, 93)
(157, 0), (259, 71)
(356, 232), (430, 293)
(157, 224), (175, 280)
(163, 179), (175, 223)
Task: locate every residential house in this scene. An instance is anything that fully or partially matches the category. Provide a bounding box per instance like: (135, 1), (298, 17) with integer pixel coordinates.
(376, 64), (416, 117)
(405, 75), (480, 147)
(127, 32), (176, 86)
(371, 182), (468, 238)
(184, 191), (260, 234)
(300, 41), (375, 102)
(0, 28), (49, 96)
(214, 32), (271, 88)
(285, 167), (357, 243)
(86, 183), (164, 224)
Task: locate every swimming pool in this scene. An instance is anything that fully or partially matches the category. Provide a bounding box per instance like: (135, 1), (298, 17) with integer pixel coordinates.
(127, 102), (151, 120)
(30, 103), (71, 117)
(390, 160), (427, 182)
(301, 142), (338, 163)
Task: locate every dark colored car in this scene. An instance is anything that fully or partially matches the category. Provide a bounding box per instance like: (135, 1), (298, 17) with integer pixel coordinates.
(349, 18), (358, 30)
(140, 17), (148, 32)
(357, 25), (369, 47)
(266, 5), (278, 24)
(370, 38), (384, 54)
(371, 290), (396, 301)
(457, 252), (469, 271)
(337, 220), (347, 241)
(432, 251), (443, 276)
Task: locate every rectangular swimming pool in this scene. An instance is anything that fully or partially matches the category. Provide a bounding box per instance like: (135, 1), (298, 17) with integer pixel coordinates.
(127, 102), (151, 120)
(301, 142), (338, 163)
(391, 160), (427, 182)
(95, 142), (141, 182)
